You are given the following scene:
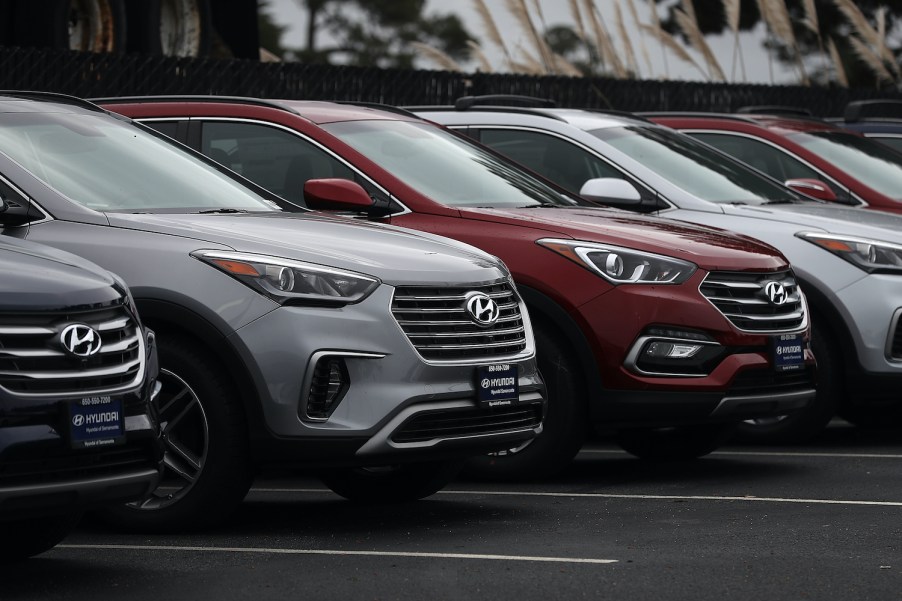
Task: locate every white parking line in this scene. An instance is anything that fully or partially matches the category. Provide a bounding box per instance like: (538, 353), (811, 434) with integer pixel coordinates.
(249, 488), (902, 507)
(56, 544), (617, 564)
(581, 449), (902, 459)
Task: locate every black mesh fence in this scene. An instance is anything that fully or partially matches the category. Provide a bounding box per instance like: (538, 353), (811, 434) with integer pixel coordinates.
(2, 45), (900, 117)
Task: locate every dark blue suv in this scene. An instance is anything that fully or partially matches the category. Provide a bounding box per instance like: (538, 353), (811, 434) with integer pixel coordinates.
(0, 214), (161, 562)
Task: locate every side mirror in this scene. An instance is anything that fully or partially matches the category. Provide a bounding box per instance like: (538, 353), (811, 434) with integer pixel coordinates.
(579, 178), (642, 207)
(784, 178), (838, 202)
(304, 178), (376, 211)
(0, 194), (43, 227)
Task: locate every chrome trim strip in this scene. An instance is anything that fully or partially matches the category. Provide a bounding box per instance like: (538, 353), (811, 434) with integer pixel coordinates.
(0, 357), (142, 380)
(408, 326), (525, 339)
(299, 351), (386, 423)
(623, 334), (721, 378)
(0, 348), (64, 358)
(886, 308), (902, 362)
(709, 388), (816, 416)
(722, 311), (804, 321)
(0, 326), (56, 335)
(98, 317), (131, 331)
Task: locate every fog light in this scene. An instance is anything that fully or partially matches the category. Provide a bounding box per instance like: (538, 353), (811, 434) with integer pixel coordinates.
(305, 357), (349, 420)
(645, 341), (703, 359)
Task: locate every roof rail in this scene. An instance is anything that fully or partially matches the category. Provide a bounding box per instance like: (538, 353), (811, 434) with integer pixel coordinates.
(454, 95), (556, 111)
(736, 105), (813, 117)
(334, 101), (420, 119)
(89, 95), (301, 116)
(844, 99), (902, 123)
(638, 111), (758, 123)
(0, 90), (105, 113)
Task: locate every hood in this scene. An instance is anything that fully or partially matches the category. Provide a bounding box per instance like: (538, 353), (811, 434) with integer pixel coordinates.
(0, 237), (121, 311)
(460, 206), (788, 271)
(104, 211), (507, 285)
(723, 202), (902, 241)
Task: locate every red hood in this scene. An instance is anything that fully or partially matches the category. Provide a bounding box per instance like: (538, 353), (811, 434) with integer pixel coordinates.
(460, 206), (788, 271)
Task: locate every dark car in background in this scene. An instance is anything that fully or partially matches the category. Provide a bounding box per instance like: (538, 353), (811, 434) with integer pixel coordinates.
(0, 229), (161, 562)
(98, 96), (818, 479)
(832, 99), (902, 153)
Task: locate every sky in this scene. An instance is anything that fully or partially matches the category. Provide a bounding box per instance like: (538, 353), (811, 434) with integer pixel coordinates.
(262, 0), (798, 84)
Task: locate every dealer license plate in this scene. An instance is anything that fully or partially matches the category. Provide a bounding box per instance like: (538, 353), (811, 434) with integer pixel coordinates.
(476, 363), (519, 408)
(771, 334), (805, 372)
(69, 396), (125, 449)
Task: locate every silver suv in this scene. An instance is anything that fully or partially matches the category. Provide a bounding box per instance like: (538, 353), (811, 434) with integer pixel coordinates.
(415, 97), (902, 443)
(0, 92), (544, 532)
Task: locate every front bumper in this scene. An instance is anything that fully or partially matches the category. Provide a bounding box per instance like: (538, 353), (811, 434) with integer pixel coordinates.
(230, 285), (546, 467)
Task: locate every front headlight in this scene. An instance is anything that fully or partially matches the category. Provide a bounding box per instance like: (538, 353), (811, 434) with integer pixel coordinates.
(192, 250), (381, 306)
(537, 238), (697, 284)
(797, 232), (902, 274)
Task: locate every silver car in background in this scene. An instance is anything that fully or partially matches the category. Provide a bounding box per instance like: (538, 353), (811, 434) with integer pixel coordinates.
(0, 92), (544, 533)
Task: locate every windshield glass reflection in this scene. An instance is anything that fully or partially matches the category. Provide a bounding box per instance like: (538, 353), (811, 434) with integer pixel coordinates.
(323, 120), (579, 208)
(0, 112), (283, 213)
(788, 131), (902, 200)
(592, 126), (796, 204)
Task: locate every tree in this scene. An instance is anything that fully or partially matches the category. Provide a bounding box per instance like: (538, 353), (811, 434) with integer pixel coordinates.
(288, 0), (476, 69)
(660, 0), (902, 87)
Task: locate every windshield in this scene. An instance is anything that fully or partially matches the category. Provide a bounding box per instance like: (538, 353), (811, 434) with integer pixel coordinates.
(788, 131), (902, 200)
(0, 111), (285, 212)
(591, 125), (797, 204)
(322, 120), (579, 208)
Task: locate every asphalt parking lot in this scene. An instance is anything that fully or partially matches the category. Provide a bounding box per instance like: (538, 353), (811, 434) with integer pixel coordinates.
(4, 419), (900, 601)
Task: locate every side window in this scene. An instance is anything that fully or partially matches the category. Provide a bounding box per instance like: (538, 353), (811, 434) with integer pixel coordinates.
(143, 120), (180, 140)
(200, 121), (356, 205)
(869, 135), (902, 154)
(478, 128), (624, 195)
(691, 132), (825, 184)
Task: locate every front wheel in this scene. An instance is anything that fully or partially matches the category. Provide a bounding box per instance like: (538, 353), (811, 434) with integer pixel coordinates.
(0, 513), (81, 563)
(616, 424), (736, 460)
(98, 336), (253, 533)
(463, 323), (587, 481)
(319, 460), (464, 503)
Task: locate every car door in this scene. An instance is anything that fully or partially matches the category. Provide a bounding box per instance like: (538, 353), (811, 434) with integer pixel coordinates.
(469, 127), (653, 200)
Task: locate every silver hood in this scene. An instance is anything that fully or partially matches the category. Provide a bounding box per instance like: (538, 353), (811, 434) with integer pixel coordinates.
(104, 210), (507, 286)
(723, 202), (902, 241)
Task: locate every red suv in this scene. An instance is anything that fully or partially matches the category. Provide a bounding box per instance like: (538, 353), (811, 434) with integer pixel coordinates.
(98, 97), (816, 478)
(647, 109), (902, 214)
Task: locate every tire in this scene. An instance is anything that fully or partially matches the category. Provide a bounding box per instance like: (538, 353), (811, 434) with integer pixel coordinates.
(12, 0), (126, 53)
(838, 405), (902, 428)
(734, 320), (839, 444)
(463, 322), (587, 481)
(98, 335), (253, 533)
(616, 423), (736, 460)
(0, 513), (81, 563)
(124, 0), (211, 57)
(319, 460), (464, 503)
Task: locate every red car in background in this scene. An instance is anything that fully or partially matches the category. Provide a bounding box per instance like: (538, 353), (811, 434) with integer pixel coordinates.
(97, 97), (816, 478)
(646, 109), (902, 215)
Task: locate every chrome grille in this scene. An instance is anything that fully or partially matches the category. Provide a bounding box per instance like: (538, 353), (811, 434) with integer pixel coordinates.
(391, 280), (529, 362)
(0, 301), (144, 396)
(700, 270), (806, 332)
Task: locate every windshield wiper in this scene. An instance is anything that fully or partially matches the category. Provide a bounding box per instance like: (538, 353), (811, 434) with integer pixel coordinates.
(759, 199), (798, 205)
(197, 208), (249, 214)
